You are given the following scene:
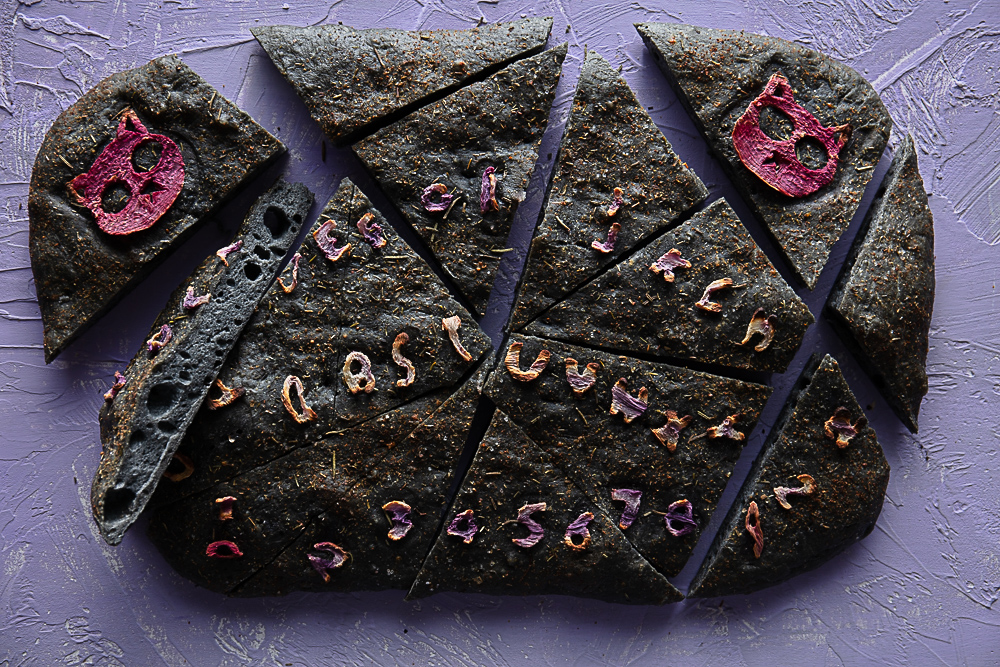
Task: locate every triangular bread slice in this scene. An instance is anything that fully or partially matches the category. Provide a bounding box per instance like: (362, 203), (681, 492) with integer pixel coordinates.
(483, 335), (772, 577)
(407, 410), (684, 605)
(29, 55), (285, 363)
(525, 198), (813, 373)
(354, 44), (567, 315)
(826, 136), (934, 432)
(509, 50), (708, 330)
(636, 23), (892, 289)
(688, 354), (889, 598)
(253, 18), (553, 146)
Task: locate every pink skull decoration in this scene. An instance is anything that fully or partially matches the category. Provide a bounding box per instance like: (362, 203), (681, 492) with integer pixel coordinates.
(68, 109), (185, 235)
(732, 72), (851, 198)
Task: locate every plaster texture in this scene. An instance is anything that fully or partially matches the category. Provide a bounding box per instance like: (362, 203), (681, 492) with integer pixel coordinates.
(0, 0), (998, 665)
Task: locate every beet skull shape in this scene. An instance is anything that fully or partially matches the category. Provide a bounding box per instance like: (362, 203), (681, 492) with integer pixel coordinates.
(68, 109), (185, 235)
(732, 72), (851, 198)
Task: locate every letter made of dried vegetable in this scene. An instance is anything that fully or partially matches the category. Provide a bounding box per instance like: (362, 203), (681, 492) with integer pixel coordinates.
(67, 110), (185, 235)
(512, 502), (546, 548)
(216, 240), (242, 266)
(215, 496), (236, 521)
(392, 333), (416, 387)
(422, 183), (454, 213)
(207, 378), (244, 410)
(609, 378), (648, 423)
(745, 501), (764, 558)
(591, 221), (621, 254)
(707, 414), (744, 441)
(441, 316), (473, 362)
(281, 375), (318, 423)
(651, 411), (693, 452)
(162, 452), (194, 482)
(277, 253), (301, 293)
(206, 540), (243, 559)
(563, 512), (595, 551)
(447, 509), (477, 544)
(606, 187), (625, 218)
(357, 212), (386, 248)
(313, 219), (351, 261)
(103, 371), (127, 401)
(308, 542), (349, 582)
(664, 499), (697, 537)
(732, 72), (851, 198)
(695, 278), (735, 313)
(565, 358), (599, 396)
(824, 407), (866, 448)
(480, 166), (500, 213)
(504, 341), (550, 382)
(146, 324), (173, 353)
(611, 489), (642, 530)
(740, 308), (778, 352)
(343, 351), (376, 394)
(382, 501), (413, 541)
(649, 248), (691, 282)
(182, 286), (210, 311)
(774, 474), (817, 510)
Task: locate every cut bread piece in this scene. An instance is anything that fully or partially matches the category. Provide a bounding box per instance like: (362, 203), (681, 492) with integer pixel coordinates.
(636, 23), (891, 289)
(826, 136), (934, 433)
(354, 44), (567, 315)
(92, 179), (313, 546)
(253, 18), (553, 146)
(688, 354), (889, 598)
(29, 55), (285, 363)
(509, 50), (708, 330)
(407, 410), (684, 605)
(483, 335), (772, 578)
(525, 198), (813, 373)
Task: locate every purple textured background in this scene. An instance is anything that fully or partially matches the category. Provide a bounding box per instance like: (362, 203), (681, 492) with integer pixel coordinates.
(2, 1), (999, 664)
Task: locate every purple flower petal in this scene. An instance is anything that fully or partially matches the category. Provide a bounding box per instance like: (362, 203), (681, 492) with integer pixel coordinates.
(281, 375), (317, 423)
(773, 474), (817, 510)
(146, 323), (173, 353)
(649, 248), (691, 282)
(480, 166), (499, 213)
(357, 212), (386, 248)
(824, 407), (867, 448)
(392, 333), (416, 388)
(707, 413), (744, 441)
(277, 253), (301, 293)
(739, 308), (777, 351)
(565, 358), (599, 396)
(650, 411), (693, 452)
(206, 540), (243, 559)
(182, 286), (210, 310)
(103, 371), (127, 401)
(591, 221), (621, 254)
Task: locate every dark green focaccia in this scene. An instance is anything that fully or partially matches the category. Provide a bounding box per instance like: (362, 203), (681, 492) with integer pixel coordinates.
(484, 335), (772, 577)
(408, 411), (684, 605)
(149, 178), (492, 508)
(29, 55), (285, 363)
(525, 198), (813, 373)
(93, 179), (313, 546)
(354, 44), (567, 315)
(826, 136), (933, 433)
(229, 364), (488, 596)
(636, 23), (892, 289)
(253, 18), (553, 146)
(688, 354), (889, 598)
(509, 50), (708, 330)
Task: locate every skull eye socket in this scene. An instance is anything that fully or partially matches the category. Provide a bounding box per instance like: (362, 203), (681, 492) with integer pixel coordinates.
(101, 180), (131, 213)
(759, 105), (794, 141)
(795, 136), (830, 170)
(131, 138), (163, 172)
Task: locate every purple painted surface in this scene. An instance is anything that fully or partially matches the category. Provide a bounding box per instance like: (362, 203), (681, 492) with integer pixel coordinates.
(1, 1), (998, 664)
